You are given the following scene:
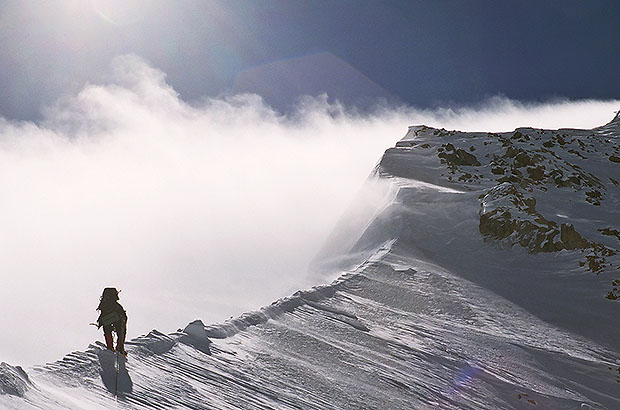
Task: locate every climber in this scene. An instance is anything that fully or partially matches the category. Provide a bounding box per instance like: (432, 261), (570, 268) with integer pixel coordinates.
(96, 287), (128, 356)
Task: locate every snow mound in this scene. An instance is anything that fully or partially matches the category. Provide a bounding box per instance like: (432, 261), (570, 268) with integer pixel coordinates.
(0, 363), (31, 397)
(178, 320), (212, 355)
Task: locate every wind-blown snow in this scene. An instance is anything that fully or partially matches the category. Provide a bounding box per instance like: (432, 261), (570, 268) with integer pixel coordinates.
(2, 55), (620, 367)
(2, 108), (619, 409)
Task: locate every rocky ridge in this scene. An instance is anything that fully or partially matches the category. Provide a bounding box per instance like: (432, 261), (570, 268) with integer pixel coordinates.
(380, 112), (620, 299)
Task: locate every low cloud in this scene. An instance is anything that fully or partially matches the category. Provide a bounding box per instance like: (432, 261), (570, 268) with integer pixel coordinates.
(1, 55), (618, 365)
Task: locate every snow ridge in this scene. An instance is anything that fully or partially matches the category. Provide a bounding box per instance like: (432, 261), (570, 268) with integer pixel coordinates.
(3, 114), (620, 409)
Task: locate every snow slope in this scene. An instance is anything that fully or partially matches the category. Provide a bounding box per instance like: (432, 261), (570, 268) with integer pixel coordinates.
(2, 114), (619, 409)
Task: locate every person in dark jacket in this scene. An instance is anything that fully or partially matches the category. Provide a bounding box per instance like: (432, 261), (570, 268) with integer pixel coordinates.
(96, 287), (128, 355)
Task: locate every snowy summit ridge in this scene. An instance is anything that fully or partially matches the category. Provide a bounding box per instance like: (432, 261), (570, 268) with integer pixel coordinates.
(2, 114), (620, 409)
(385, 114), (620, 298)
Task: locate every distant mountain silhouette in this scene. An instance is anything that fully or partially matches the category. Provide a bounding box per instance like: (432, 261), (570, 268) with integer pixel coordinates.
(232, 52), (401, 111)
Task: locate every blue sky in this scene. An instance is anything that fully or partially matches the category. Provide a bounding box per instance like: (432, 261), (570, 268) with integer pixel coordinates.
(1, 0), (619, 120)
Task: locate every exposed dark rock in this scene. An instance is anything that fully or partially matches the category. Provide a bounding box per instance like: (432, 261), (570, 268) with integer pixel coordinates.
(585, 190), (603, 206)
(479, 183), (560, 253)
(555, 134), (568, 145)
(505, 146), (519, 158)
(599, 228), (620, 242)
(559, 224), (589, 250)
(438, 148), (481, 167)
(479, 183), (602, 256)
(526, 166), (545, 181)
(607, 279), (620, 300)
(514, 152), (534, 167)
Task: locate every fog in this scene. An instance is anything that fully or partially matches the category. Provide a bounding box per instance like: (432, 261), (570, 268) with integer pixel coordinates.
(1, 55), (618, 366)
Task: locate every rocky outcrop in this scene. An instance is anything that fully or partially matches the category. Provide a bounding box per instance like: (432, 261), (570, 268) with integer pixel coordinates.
(438, 143), (481, 167)
(478, 182), (617, 283)
(479, 183), (590, 253)
(380, 115), (620, 300)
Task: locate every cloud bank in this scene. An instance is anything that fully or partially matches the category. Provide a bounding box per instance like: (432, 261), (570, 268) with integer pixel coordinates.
(1, 55), (618, 366)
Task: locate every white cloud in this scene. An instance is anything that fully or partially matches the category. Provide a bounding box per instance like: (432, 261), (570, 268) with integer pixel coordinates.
(1, 55), (618, 366)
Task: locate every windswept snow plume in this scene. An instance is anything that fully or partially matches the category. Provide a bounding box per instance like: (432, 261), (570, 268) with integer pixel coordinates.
(0, 55), (618, 366)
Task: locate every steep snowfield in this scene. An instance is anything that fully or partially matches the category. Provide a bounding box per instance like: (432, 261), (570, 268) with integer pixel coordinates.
(2, 114), (619, 409)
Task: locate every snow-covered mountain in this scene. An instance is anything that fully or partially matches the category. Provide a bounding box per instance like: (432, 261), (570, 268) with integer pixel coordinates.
(2, 114), (619, 409)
